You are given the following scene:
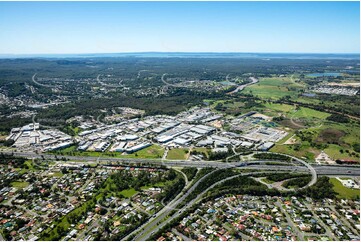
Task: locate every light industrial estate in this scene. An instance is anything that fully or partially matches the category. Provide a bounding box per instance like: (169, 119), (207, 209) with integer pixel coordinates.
(7, 107), (288, 157)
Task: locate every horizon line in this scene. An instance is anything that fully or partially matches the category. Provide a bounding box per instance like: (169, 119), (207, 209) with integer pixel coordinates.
(0, 51), (360, 60)
(1, 51), (360, 55)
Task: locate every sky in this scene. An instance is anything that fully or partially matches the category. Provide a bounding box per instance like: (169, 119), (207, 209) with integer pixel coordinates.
(0, 1), (359, 54)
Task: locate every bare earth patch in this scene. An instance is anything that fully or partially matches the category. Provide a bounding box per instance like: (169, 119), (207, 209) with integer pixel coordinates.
(315, 151), (335, 164)
(279, 119), (306, 130)
(315, 128), (345, 145)
(284, 134), (298, 145)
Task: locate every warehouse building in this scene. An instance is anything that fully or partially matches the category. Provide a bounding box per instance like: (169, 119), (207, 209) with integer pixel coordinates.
(126, 142), (151, 153)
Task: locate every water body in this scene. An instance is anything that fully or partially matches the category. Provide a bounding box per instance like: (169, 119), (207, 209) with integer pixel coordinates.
(307, 72), (342, 77)
(302, 93), (316, 97)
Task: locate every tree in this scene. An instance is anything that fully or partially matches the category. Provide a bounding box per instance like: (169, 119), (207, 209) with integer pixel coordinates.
(3, 139), (15, 147)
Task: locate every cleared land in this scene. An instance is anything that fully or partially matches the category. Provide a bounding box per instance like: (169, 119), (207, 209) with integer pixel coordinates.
(264, 103), (294, 113)
(329, 178), (360, 200)
(53, 144), (165, 159)
(291, 107), (330, 119)
(272, 118), (359, 161)
(243, 76), (304, 99)
(315, 128), (345, 145)
(166, 148), (189, 160)
(121, 145), (165, 159)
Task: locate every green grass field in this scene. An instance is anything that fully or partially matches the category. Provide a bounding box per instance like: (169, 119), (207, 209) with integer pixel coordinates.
(191, 147), (211, 159)
(276, 132), (295, 144)
(296, 96), (322, 105)
(333, 122), (360, 145)
(264, 103), (294, 113)
(260, 178), (274, 184)
(271, 143), (318, 161)
(119, 188), (137, 198)
(49, 172), (63, 177)
(167, 148), (188, 160)
(24, 160), (34, 168)
(272, 139), (359, 162)
(272, 118), (360, 162)
(18, 160), (37, 174)
(11, 181), (29, 189)
(141, 181), (166, 190)
(243, 77), (304, 99)
(291, 107), (330, 119)
(121, 145), (164, 159)
(324, 144), (358, 160)
(330, 178), (360, 200)
(54, 144), (165, 159)
(58, 145), (77, 153)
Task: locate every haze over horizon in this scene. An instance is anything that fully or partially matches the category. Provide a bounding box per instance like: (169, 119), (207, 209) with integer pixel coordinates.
(0, 1), (359, 55)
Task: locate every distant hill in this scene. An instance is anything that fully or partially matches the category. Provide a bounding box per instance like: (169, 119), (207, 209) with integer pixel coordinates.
(0, 52), (359, 59)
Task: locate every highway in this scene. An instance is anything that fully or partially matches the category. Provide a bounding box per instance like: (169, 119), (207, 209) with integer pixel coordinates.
(32, 73), (56, 88)
(127, 170), (284, 241)
(122, 168), (222, 241)
(227, 76), (259, 94)
(256, 151), (318, 187)
(161, 73), (181, 88)
(2, 151), (359, 176)
(134, 170), (298, 241)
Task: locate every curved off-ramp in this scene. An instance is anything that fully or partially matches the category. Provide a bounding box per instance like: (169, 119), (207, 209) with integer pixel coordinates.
(253, 151), (318, 188)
